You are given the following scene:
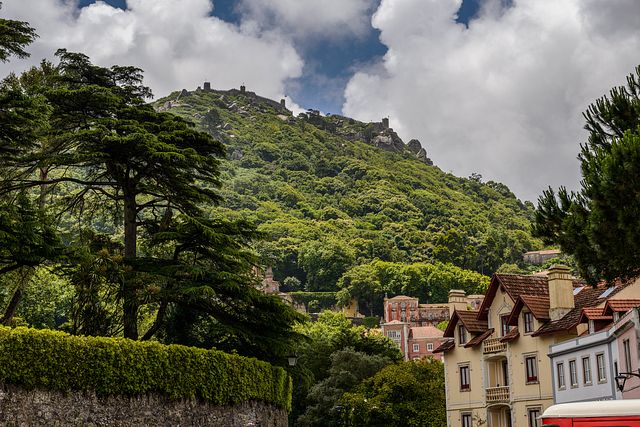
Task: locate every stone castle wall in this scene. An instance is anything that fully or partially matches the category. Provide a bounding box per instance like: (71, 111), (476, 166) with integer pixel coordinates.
(0, 383), (287, 427)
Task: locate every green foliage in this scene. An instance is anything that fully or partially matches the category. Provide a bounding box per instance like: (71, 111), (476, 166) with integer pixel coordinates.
(289, 292), (337, 312)
(341, 359), (446, 427)
(154, 89), (542, 294)
(296, 348), (392, 427)
(338, 260), (489, 316)
(0, 325), (292, 410)
(534, 65), (640, 284)
(289, 311), (402, 423)
(0, 4), (38, 62)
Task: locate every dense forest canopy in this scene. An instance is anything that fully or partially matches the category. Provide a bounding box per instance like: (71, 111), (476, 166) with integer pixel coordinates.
(154, 88), (543, 301)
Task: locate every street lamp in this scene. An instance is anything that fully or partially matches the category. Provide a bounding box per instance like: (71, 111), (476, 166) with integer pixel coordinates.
(615, 370), (640, 392)
(287, 354), (298, 367)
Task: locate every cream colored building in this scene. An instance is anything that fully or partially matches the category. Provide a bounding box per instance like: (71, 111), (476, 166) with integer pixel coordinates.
(435, 266), (640, 427)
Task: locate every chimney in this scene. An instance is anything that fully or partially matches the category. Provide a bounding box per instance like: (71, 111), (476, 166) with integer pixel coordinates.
(448, 289), (467, 315)
(382, 117), (389, 129)
(548, 265), (575, 321)
(240, 85), (246, 93)
(203, 82), (211, 91)
(280, 98), (286, 108)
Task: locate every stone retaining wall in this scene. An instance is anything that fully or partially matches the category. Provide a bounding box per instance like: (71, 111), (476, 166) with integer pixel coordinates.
(0, 383), (287, 426)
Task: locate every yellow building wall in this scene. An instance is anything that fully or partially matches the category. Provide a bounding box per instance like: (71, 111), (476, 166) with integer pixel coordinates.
(444, 329), (484, 426)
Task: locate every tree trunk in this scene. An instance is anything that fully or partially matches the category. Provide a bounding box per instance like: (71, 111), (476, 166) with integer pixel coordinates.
(1, 288), (23, 325)
(140, 299), (168, 341)
(122, 189), (139, 340)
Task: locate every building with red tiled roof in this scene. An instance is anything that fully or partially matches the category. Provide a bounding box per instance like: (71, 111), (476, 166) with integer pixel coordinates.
(434, 265), (640, 427)
(381, 292), (483, 361)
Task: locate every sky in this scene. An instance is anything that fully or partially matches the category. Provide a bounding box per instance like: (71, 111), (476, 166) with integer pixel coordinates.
(2, 0), (640, 202)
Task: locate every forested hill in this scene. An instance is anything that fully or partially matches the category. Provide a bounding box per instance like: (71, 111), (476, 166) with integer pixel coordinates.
(154, 86), (542, 299)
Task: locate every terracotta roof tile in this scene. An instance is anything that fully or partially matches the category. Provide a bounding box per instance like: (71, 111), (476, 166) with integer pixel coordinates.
(410, 326), (444, 339)
(443, 309), (488, 337)
(465, 328), (494, 348)
(500, 327), (520, 342)
(603, 299), (640, 315)
(432, 340), (455, 353)
(479, 274), (585, 320)
(533, 281), (632, 336)
(578, 307), (612, 323)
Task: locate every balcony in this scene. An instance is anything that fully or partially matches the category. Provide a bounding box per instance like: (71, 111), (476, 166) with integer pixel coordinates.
(483, 337), (506, 354)
(486, 386), (510, 404)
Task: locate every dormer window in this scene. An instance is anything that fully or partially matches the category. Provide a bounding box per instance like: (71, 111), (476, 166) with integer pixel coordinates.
(458, 324), (467, 345)
(501, 315), (511, 337)
(524, 312), (534, 334)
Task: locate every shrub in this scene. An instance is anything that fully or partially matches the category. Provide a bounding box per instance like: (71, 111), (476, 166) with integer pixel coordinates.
(0, 326), (292, 410)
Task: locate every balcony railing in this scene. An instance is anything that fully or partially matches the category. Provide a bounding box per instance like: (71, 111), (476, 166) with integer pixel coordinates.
(483, 337), (506, 354)
(486, 386), (510, 403)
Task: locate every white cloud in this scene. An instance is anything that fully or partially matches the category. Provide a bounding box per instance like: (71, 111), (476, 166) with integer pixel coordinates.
(343, 0), (640, 202)
(236, 0), (377, 42)
(0, 0), (303, 101)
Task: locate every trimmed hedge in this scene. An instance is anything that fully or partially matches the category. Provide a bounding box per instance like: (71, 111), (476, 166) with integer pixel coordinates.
(0, 327), (291, 410)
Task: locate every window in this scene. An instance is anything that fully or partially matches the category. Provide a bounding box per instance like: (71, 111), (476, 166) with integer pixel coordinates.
(525, 355), (538, 383)
(624, 339), (632, 372)
(557, 362), (565, 389)
(582, 356), (592, 385)
(501, 315), (510, 337)
(528, 408), (541, 427)
(413, 343), (420, 352)
(524, 312), (534, 333)
(459, 324), (467, 345)
(427, 343), (434, 351)
(569, 360), (578, 387)
(502, 360), (509, 386)
(596, 353), (606, 382)
(462, 413), (472, 427)
(460, 365), (470, 391)
(387, 330), (400, 339)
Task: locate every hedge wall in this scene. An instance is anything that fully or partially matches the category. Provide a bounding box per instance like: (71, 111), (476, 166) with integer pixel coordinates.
(0, 327), (291, 410)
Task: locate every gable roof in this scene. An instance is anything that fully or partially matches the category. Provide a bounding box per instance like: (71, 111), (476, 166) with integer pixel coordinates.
(578, 307), (613, 323)
(507, 295), (550, 326)
(443, 309), (487, 337)
(533, 282), (631, 336)
(478, 274), (552, 320)
(602, 299), (640, 316)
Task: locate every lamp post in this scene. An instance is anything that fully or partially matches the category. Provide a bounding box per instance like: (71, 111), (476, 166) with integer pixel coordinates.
(287, 354), (298, 367)
(615, 370), (640, 393)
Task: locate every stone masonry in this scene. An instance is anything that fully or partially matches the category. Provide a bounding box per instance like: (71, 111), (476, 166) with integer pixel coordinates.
(0, 383), (287, 427)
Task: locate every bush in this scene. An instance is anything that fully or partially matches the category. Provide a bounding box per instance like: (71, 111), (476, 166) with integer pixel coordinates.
(0, 326), (292, 410)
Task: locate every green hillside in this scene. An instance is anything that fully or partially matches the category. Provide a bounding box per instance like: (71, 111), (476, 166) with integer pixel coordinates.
(154, 87), (542, 299)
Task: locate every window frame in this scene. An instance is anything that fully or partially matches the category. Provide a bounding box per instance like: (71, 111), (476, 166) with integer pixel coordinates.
(528, 407), (541, 427)
(458, 324), (467, 345)
(501, 314), (511, 337)
(427, 342), (434, 351)
(556, 362), (565, 389)
(462, 412), (472, 427)
(582, 356), (592, 385)
(569, 359), (578, 387)
(525, 354), (538, 384)
(596, 353), (606, 383)
(413, 343), (420, 352)
(524, 312), (534, 334)
(624, 338), (632, 372)
(460, 364), (471, 391)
